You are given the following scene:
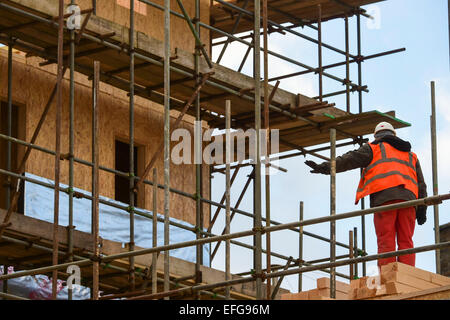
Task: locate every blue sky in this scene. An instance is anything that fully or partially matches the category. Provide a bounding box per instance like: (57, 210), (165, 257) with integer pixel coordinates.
(210, 0), (450, 292)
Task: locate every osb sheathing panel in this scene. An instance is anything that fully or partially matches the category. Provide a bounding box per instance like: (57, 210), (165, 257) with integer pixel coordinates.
(19, 0), (210, 55)
(0, 51), (210, 226)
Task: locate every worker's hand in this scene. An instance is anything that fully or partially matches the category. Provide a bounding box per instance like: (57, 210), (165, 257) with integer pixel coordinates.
(416, 205), (427, 225)
(305, 160), (330, 175)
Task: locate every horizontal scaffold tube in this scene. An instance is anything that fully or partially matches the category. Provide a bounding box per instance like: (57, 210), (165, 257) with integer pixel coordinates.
(1, 193), (448, 282)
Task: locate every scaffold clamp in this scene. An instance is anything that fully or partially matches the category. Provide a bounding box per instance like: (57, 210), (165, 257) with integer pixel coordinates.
(90, 254), (102, 263)
(252, 226), (266, 234)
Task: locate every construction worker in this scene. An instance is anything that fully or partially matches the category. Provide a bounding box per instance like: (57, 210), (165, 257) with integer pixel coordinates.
(305, 122), (427, 267)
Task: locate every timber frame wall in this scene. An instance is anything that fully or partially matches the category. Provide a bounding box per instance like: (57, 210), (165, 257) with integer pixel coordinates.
(0, 0), (448, 300)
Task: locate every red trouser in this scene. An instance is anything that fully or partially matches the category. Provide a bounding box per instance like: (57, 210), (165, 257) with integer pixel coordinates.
(373, 200), (416, 267)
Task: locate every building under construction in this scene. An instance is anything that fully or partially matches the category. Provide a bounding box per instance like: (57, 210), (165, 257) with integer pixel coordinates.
(0, 0), (449, 300)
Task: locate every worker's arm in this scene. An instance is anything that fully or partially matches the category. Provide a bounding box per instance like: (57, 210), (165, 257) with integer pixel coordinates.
(416, 159), (427, 199)
(305, 144), (373, 174)
(415, 158), (428, 225)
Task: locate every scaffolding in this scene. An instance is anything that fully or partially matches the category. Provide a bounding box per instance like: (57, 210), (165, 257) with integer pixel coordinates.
(0, 0), (448, 300)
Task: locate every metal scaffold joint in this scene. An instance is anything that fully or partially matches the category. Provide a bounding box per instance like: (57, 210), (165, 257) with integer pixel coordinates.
(252, 226), (266, 235)
(251, 272), (267, 280)
(90, 254), (102, 263)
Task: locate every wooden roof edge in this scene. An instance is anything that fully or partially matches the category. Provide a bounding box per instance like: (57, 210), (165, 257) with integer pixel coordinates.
(322, 109), (411, 130)
(373, 110), (411, 128)
(210, 0), (387, 29)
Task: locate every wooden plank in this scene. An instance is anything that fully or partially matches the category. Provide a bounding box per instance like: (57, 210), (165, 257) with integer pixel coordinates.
(281, 291), (309, 300)
(374, 284), (388, 296)
(348, 288), (358, 300)
(381, 262), (432, 282)
(382, 285), (450, 301)
(355, 287), (377, 300)
(359, 284), (391, 300)
(307, 289), (323, 300)
(316, 277), (350, 293)
(430, 273), (450, 286)
(316, 296), (334, 300)
(350, 278), (361, 290)
(356, 276), (370, 288)
(0, 209), (94, 251)
(317, 288), (348, 300)
(385, 281), (420, 295)
(382, 271), (440, 291)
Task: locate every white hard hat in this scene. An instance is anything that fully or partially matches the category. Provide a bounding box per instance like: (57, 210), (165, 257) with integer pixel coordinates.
(374, 122), (396, 135)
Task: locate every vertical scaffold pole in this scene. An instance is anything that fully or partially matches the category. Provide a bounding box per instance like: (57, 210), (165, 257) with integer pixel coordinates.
(345, 15), (350, 113)
(225, 100), (231, 300)
(209, 166), (213, 268)
(330, 128), (336, 299)
(129, 0), (136, 292)
(4, 35), (13, 297)
(349, 230), (354, 280)
(52, 0), (64, 300)
(92, 61), (100, 300)
(194, 0), (203, 300)
(6, 37), (12, 212)
(357, 13), (363, 114)
(68, 0), (76, 301)
(263, 0), (271, 300)
(353, 227), (358, 277)
(298, 201), (304, 292)
(318, 4), (323, 102)
(152, 168), (158, 293)
(253, 0), (263, 300)
(163, 0), (171, 300)
(430, 81), (441, 274)
(356, 11), (366, 277)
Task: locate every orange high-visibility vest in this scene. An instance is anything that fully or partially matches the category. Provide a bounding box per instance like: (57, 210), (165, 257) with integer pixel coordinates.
(355, 142), (418, 204)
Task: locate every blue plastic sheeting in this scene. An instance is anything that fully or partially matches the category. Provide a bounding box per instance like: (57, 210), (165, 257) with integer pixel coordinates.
(24, 172), (210, 264)
(0, 173), (210, 300)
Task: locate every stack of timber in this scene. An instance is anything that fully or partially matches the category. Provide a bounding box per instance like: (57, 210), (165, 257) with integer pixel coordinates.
(351, 262), (450, 300)
(280, 262), (450, 301)
(280, 277), (350, 300)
